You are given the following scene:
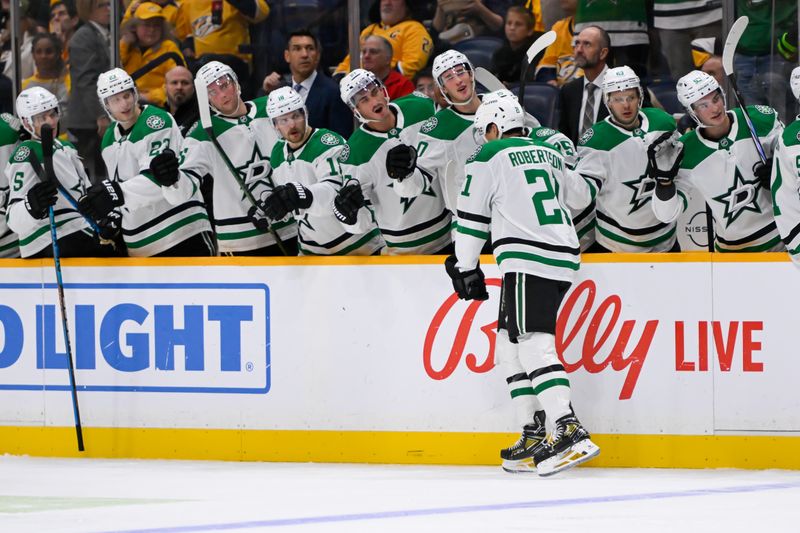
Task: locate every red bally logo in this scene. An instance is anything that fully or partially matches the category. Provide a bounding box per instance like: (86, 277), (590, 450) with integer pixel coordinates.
(424, 279), (658, 400)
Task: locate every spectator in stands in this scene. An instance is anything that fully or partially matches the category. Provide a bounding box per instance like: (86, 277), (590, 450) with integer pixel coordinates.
(175, 0), (270, 97)
(433, 0), (513, 43)
(120, 2), (185, 108)
(67, 0), (111, 181)
(335, 0), (432, 80)
(50, 0), (80, 65)
(653, 0), (721, 80)
(574, 0), (649, 79)
(361, 35), (414, 100)
(535, 0), (580, 87)
(413, 68), (448, 109)
(122, 0), (179, 27)
(261, 30), (353, 138)
(734, 0), (797, 122)
(22, 33), (71, 120)
(558, 24), (609, 144)
(1, 1), (39, 82)
(491, 5), (539, 85)
(164, 66), (198, 137)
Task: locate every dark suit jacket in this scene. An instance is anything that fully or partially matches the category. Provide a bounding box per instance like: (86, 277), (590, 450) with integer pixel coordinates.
(66, 22), (109, 130)
(306, 72), (353, 138)
(559, 76), (609, 145)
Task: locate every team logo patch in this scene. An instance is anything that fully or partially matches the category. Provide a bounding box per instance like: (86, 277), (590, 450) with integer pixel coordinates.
(14, 146), (30, 161)
(146, 115), (166, 130)
(754, 105), (773, 115)
(466, 146), (481, 163)
(320, 133), (340, 146)
(412, 90), (429, 100)
(796, 131), (800, 142)
(1, 113), (15, 125)
(337, 144), (351, 163)
(536, 128), (555, 137)
(578, 129), (594, 146)
(420, 117), (438, 133)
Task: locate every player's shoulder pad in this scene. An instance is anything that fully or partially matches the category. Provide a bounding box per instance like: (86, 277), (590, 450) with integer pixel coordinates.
(58, 139), (78, 151)
(469, 136), (532, 163)
(781, 119), (800, 148)
(422, 108), (472, 140)
(10, 139), (42, 164)
(187, 120), (209, 141)
(577, 119), (624, 151)
(677, 129), (714, 170)
(395, 93), (436, 126)
(270, 139), (287, 167)
(141, 105), (173, 131)
(250, 95), (269, 119)
(295, 129), (344, 163)
(744, 104), (779, 137)
(337, 128), (384, 166)
(0, 113), (20, 145)
(530, 126), (558, 139)
(642, 106), (677, 132)
(100, 122), (117, 149)
(317, 129), (345, 147)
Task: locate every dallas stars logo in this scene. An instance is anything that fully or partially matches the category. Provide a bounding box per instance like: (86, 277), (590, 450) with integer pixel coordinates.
(234, 145), (272, 201)
(711, 167), (761, 227)
(388, 178), (437, 214)
(622, 172), (656, 214)
(297, 212), (314, 232)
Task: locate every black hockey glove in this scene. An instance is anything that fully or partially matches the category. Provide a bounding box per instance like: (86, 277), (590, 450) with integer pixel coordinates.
(753, 158), (773, 190)
(247, 201), (272, 232)
(647, 131), (684, 200)
(25, 180), (58, 219)
(96, 210), (122, 241)
(333, 181), (365, 225)
(79, 179), (125, 220)
(385, 144), (417, 181)
(149, 149), (180, 187)
(263, 183), (313, 220)
(444, 255), (489, 301)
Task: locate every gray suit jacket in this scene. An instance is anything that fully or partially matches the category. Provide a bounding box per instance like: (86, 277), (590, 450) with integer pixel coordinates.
(66, 23), (109, 130)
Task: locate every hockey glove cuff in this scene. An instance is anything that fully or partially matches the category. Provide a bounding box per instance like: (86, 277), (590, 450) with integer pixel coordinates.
(385, 144), (417, 181)
(247, 201), (272, 232)
(444, 255), (489, 301)
(79, 179), (125, 220)
(333, 181), (365, 225)
(149, 149), (181, 187)
(25, 180), (58, 219)
(264, 183), (313, 220)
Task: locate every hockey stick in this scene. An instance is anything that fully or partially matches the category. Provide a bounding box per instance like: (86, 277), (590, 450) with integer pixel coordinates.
(518, 31), (557, 107)
(722, 16), (768, 165)
(473, 67), (541, 128)
(194, 80), (289, 255)
(40, 124), (85, 453)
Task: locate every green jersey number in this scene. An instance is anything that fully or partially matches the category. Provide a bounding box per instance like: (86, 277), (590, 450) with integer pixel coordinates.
(525, 168), (563, 225)
(149, 138), (171, 157)
(416, 141), (429, 158)
(12, 171), (23, 192)
(461, 173), (473, 197)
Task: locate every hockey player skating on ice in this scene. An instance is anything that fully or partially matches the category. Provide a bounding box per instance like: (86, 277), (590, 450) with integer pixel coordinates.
(181, 61), (297, 256)
(651, 70), (784, 253)
(258, 86), (383, 255)
(384, 50), (483, 214)
(78, 68), (215, 257)
(6, 87), (114, 258)
(771, 66), (800, 266)
(575, 66), (680, 252)
(445, 94), (599, 476)
(335, 69), (451, 254)
(0, 113), (21, 257)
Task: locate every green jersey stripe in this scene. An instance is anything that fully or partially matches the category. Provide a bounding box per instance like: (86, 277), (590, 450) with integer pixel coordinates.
(125, 212), (209, 249)
(456, 225), (490, 240)
(714, 235), (782, 253)
(532, 378), (571, 395)
(596, 225), (676, 247)
(383, 223), (451, 249)
(18, 216), (80, 247)
(496, 251), (580, 271)
(510, 386), (536, 398)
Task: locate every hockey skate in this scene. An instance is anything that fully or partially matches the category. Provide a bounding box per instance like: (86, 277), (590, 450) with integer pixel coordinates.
(501, 411), (546, 473)
(533, 414), (600, 477)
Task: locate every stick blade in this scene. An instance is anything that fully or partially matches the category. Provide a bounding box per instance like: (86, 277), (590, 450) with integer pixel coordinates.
(194, 75), (213, 130)
(474, 67), (505, 92)
(722, 16), (749, 76)
(526, 30), (556, 64)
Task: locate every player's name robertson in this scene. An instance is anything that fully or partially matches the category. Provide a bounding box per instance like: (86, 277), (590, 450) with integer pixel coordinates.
(507, 148), (563, 170)
(425, 279), (766, 400)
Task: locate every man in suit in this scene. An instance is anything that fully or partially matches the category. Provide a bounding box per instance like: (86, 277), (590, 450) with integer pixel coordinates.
(558, 25), (610, 144)
(261, 30), (353, 137)
(66, 0), (112, 181)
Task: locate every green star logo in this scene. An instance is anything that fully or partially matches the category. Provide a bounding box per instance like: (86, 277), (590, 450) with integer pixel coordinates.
(298, 212), (314, 232)
(622, 172), (656, 214)
(234, 145), (272, 201)
(711, 167), (761, 227)
(387, 177), (437, 214)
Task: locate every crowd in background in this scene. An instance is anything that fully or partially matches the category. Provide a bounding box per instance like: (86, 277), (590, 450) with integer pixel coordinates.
(0, 0), (797, 258)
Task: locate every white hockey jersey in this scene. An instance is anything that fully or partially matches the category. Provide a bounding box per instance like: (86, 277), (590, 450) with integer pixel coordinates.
(271, 128), (383, 255)
(102, 105), (211, 257)
(457, 136), (588, 282)
(180, 96), (296, 253)
(652, 106), (784, 253)
(770, 116), (800, 265)
(0, 115), (20, 257)
(338, 94), (451, 255)
(576, 107), (678, 252)
(5, 139), (92, 257)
